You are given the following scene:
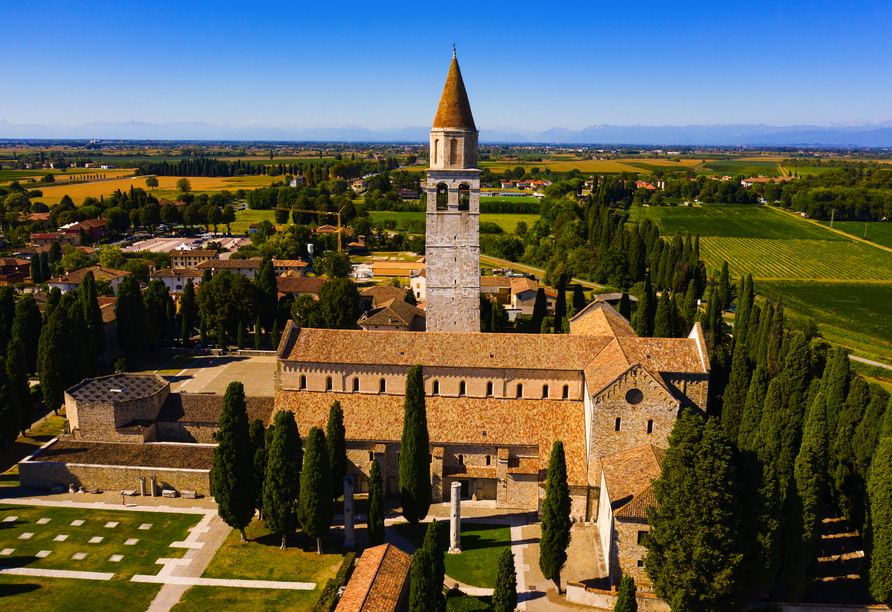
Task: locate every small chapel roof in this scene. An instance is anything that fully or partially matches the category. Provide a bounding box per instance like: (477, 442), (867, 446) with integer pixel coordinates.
(432, 51), (477, 131)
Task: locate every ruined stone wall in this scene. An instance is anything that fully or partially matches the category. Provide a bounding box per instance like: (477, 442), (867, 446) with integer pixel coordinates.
(156, 422), (218, 444)
(19, 460), (212, 496)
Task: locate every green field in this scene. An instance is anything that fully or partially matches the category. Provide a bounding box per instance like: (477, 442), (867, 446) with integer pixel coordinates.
(818, 221), (892, 249)
(781, 166), (838, 176)
(757, 281), (892, 363)
(369, 211), (537, 234)
(701, 160), (783, 176)
(632, 203), (846, 240)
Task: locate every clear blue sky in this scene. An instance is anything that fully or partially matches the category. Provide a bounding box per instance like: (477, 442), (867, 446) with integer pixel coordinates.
(2, 0), (891, 131)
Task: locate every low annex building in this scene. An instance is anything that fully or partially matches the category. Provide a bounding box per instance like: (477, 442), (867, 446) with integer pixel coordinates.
(273, 301), (709, 519)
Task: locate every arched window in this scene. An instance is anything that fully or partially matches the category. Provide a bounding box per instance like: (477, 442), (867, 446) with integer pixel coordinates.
(542, 384), (549, 399)
(516, 383), (523, 398)
(459, 381), (466, 396)
(615, 417), (622, 432)
(449, 138), (458, 165)
(647, 419), (654, 434)
(326, 376), (333, 391)
(299, 375), (306, 390)
(432, 380), (440, 395)
(562, 384), (569, 399)
(458, 183), (470, 211)
(353, 377), (359, 392)
(486, 381), (493, 397)
(458, 454), (464, 465)
(379, 378), (386, 394)
(436, 183), (448, 211)
(485, 455), (491, 466)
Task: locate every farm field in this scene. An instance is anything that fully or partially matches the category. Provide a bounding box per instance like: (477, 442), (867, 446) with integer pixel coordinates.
(818, 221), (892, 250)
(700, 159), (783, 176)
(0, 168), (132, 183)
(369, 211), (536, 234)
(631, 203), (845, 240)
(758, 281), (892, 364)
(480, 157), (700, 174)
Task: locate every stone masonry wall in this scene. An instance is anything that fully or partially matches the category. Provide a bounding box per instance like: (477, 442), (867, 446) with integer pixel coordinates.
(19, 461), (212, 496)
(615, 518), (651, 589)
(156, 422), (218, 444)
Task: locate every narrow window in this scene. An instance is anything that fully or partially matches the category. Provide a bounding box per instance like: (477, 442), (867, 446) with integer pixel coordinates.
(615, 417), (622, 432)
(542, 384), (549, 399)
(458, 454), (464, 465)
(368, 451), (374, 461)
(458, 183), (470, 211)
(429, 453), (433, 464)
(486, 381), (493, 397)
(299, 375), (306, 390)
(433, 139), (438, 164)
(647, 419), (654, 434)
(379, 378), (386, 394)
(637, 531), (648, 545)
(459, 381), (466, 396)
(485, 455), (491, 466)
(353, 377), (359, 392)
(637, 559), (645, 567)
(562, 384), (569, 399)
(449, 138), (458, 165)
(432, 380), (440, 395)
(436, 183), (448, 211)
(516, 383), (523, 398)
(326, 376), (333, 391)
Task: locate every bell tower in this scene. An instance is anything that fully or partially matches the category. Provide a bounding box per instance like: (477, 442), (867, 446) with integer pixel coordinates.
(425, 50), (481, 333)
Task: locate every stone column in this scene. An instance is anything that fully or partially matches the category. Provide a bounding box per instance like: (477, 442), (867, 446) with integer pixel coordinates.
(343, 476), (355, 548)
(448, 481), (462, 554)
(151, 476), (158, 497)
(139, 477), (147, 497)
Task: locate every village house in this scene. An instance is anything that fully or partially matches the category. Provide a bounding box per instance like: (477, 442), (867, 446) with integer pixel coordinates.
(47, 266), (130, 294)
(0, 258), (32, 285)
(370, 260), (425, 278)
(358, 298), (426, 332)
(276, 276), (325, 300)
(272, 259), (308, 277)
(149, 268), (202, 293)
(194, 257), (261, 280)
(169, 249), (218, 270)
(30, 232), (78, 248)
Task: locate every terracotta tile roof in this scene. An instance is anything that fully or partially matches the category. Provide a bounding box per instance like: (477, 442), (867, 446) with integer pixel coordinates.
(279, 324), (613, 372)
(272, 259), (308, 268)
(32, 440), (213, 470)
(601, 444), (664, 511)
(509, 277), (540, 294)
(360, 285), (405, 307)
(615, 483), (658, 520)
(158, 393), (275, 423)
(276, 277), (325, 295)
(315, 225), (354, 236)
(432, 53), (476, 130)
(195, 258), (261, 269)
(570, 303), (636, 338)
(618, 336), (709, 374)
(48, 266), (129, 285)
(150, 268), (202, 279)
(480, 276), (513, 288)
(31, 233), (61, 240)
(170, 250), (218, 258)
(275, 391), (588, 486)
(334, 543), (411, 612)
(359, 298), (425, 328)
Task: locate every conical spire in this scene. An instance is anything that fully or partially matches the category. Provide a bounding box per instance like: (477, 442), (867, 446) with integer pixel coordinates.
(432, 51), (476, 130)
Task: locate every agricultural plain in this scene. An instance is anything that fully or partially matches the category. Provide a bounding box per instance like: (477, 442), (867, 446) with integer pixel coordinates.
(818, 221), (892, 249)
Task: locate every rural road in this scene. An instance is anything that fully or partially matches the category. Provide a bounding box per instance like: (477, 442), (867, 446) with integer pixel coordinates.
(849, 355), (892, 372)
(480, 255), (605, 290)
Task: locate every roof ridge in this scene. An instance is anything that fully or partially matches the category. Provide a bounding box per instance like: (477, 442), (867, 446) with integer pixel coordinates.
(614, 482), (656, 518)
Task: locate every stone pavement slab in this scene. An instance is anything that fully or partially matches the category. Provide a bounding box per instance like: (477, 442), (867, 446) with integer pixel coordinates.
(0, 567), (114, 580)
(72, 553), (87, 560)
(105, 521), (119, 528)
(2, 516), (16, 522)
(89, 537), (104, 544)
(36, 550), (51, 558)
(37, 518), (51, 524)
(71, 520), (84, 526)
(110, 555), (124, 562)
(18, 532), (33, 539)
(1, 549), (13, 555)
(140, 523), (153, 530)
(125, 538), (138, 545)
(54, 535), (68, 541)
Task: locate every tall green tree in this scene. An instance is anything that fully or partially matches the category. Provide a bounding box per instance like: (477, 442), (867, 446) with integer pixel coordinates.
(492, 548), (518, 612)
(834, 376), (871, 529)
(869, 437), (892, 605)
(318, 277), (359, 329)
(12, 294), (42, 373)
(645, 413), (748, 612)
(367, 457), (385, 546)
(80, 270), (106, 354)
(682, 279), (698, 329)
(255, 258), (278, 332)
(263, 410), (302, 548)
(143, 280), (171, 347)
(180, 278), (199, 334)
(0, 356), (19, 448)
(781, 391), (829, 601)
(653, 290), (673, 338)
(116, 275), (148, 359)
(737, 365), (770, 451)
(212, 381), (256, 542)
(254, 315), (263, 350)
(249, 418), (267, 518)
(823, 347), (851, 452)
(634, 273), (655, 338)
(299, 426), (334, 554)
(37, 305), (66, 414)
(531, 287), (548, 328)
(539, 440), (571, 593)
(0, 286), (15, 355)
(614, 574), (638, 612)
(618, 292), (632, 321)
(408, 547), (436, 612)
(399, 365), (431, 527)
(423, 520), (446, 612)
(326, 400), (347, 502)
(722, 336), (752, 442)
(7, 339), (31, 436)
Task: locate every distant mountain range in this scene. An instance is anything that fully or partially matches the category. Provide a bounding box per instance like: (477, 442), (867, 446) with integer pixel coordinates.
(2, 118), (892, 146)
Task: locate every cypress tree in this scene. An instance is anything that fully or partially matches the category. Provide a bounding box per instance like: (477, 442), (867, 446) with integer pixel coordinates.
(539, 440), (571, 593)
(326, 400), (347, 502)
(236, 321), (245, 350)
(182, 316), (191, 348)
(722, 338), (752, 442)
(653, 291), (673, 338)
(180, 278), (198, 333)
(531, 288), (547, 327)
(755, 299), (774, 369)
(263, 410), (302, 549)
(781, 392), (829, 601)
(218, 324), (226, 350)
(367, 457), (385, 546)
(672, 290), (686, 337)
(869, 437), (892, 605)
(40, 252), (50, 283)
(766, 298), (784, 376)
(299, 426), (333, 554)
(116, 275), (148, 359)
(734, 275), (754, 349)
(618, 292), (631, 321)
(855, 387), (891, 479)
(7, 339), (31, 436)
(634, 274), (654, 338)
(717, 261), (731, 312)
(399, 365), (431, 527)
(37, 306), (66, 414)
(200, 318), (207, 348)
(408, 547), (435, 612)
(81, 271), (106, 354)
(835, 376), (871, 528)
(682, 279), (698, 329)
(0, 356), (20, 448)
(405, 286), (417, 306)
(540, 317), (550, 334)
(572, 284), (586, 314)
(756, 379), (793, 483)
(553, 280), (567, 332)
(0, 286), (15, 355)
(254, 315), (263, 350)
(12, 294), (42, 374)
(614, 574), (638, 612)
(645, 414), (748, 612)
(272, 319), (280, 350)
(250, 418), (267, 518)
(492, 548), (518, 612)
(823, 347), (850, 447)
(255, 258), (278, 332)
(30, 258), (39, 284)
(212, 381), (256, 543)
(423, 520), (446, 611)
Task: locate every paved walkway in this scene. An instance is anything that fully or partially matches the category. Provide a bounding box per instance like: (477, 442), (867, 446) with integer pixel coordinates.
(0, 497), (214, 515)
(850, 354), (892, 371)
(0, 567), (115, 580)
(133, 574), (315, 589)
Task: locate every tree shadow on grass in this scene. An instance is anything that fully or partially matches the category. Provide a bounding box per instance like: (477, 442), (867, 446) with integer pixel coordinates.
(0, 583), (41, 597)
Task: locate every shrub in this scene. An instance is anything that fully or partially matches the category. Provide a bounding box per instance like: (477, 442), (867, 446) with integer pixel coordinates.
(313, 552), (356, 612)
(445, 589), (494, 612)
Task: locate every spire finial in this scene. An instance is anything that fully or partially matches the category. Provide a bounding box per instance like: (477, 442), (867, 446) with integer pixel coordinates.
(452, 42), (456, 57)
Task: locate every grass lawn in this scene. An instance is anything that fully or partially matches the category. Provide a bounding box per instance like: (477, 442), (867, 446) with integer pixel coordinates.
(0, 576), (161, 612)
(818, 221), (892, 250)
(171, 519), (345, 612)
(394, 522), (511, 589)
(368, 211), (536, 235)
(231, 208), (276, 233)
(0, 412), (67, 484)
